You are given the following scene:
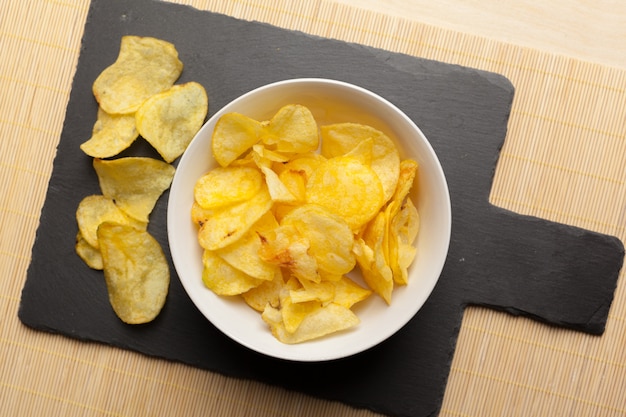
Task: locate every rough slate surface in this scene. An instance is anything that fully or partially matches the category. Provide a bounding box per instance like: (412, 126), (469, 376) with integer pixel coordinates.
(19, 0), (625, 416)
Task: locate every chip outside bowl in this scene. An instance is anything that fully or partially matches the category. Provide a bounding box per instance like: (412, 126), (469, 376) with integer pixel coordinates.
(167, 78), (451, 362)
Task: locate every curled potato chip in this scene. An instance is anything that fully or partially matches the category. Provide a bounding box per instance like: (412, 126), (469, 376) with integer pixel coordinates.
(136, 81), (208, 163)
(258, 224), (320, 283)
(390, 198), (420, 284)
(262, 302), (359, 344)
(281, 204), (356, 277)
(215, 211), (280, 281)
(332, 276), (372, 309)
(197, 184), (273, 250)
(242, 269), (284, 312)
(320, 123), (400, 203)
(98, 222), (169, 324)
(201, 249), (264, 296)
(80, 107), (139, 158)
(76, 194), (146, 250)
(93, 157), (175, 223)
(261, 104), (319, 154)
(212, 112), (263, 167)
(75, 232), (103, 270)
(194, 166), (263, 209)
(289, 279), (336, 305)
(93, 36), (183, 114)
(260, 165), (298, 203)
(305, 156), (384, 230)
(355, 212), (394, 304)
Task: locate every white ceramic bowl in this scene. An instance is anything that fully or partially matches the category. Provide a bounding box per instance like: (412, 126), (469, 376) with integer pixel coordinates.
(168, 78), (451, 362)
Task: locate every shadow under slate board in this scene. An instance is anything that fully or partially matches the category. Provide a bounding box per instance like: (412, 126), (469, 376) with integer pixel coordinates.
(18, 0), (624, 416)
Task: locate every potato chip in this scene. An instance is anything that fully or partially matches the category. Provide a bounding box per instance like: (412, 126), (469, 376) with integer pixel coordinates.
(93, 36), (183, 114)
(277, 168), (307, 203)
(212, 112), (263, 167)
(191, 201), (215, 227)
(393, 159), (419, 206)
(305, 156), (384, 230)
(76, 194), (147, 250)
(242, 269), (285, 312)
(355, 213), (394, 304)
(197, 184), (273, 250)
(93, 157), (175, 223)
(215, 211), (280, 281)
(194, 166), (263, 209)
(80, 107), (139, 158)
(390, 198), (420, 284)
(279, 286), (322, 333)
(261, 302), (359, 344)
(258, 224), (320, 283)
(278, 152), (326, 178)
(252, 143), (290, 163)
(98, 222), (169, 324)
(289, 279), (336, 305)
(260, 166), (298, 203)
(281, 204), (356, 277)
(320, 123), (400, 203)
(332, 276), (372, 309)
(75, 232), (103, 270)
(201, 249), (264, 296)
(261, 104), (319, 154)
(135, 81), (208, 163)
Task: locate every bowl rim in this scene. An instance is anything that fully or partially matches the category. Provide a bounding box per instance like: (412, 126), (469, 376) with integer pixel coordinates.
(167, 77), (451, 362)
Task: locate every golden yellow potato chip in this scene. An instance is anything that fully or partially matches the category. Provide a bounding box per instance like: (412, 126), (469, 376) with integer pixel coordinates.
(75, 232), (103, 270)
(201, 249), (264, 296)
(252, 143), (290, 163)
(80, 107), (139, 158)
(262, 302), (359, 344)
(197, 184), (273, 250)
(277, 168), (307, 203)
(320, 122), (400, 203)
(355, 212), (394, 304)
(93, 157), (175, 223)
(135, 81), (208, 163)
(332, 276), (372, 309)
(258, 224), (320, 283)
(98, 222), (169, 324)
(305, 156), (384, 230)
(281, 204), (356, 277)
(261, 104), (319, 154)
(390, 198), (420, 284)
(278, 152), (326, 178)
(343, 136), (374, 166)
(211, 112), (263, 167)
(260, 166), (298, 203)
(191, 201), (215, 227)
(76, 194), (147, 250)
(242, 269), (285, 312)
(215, 211), (280, 281)
(393, 159), (419, 206)
(289, 279), (336, 305)
(93, 36), (183, 114)
(194, 166), (263, 209)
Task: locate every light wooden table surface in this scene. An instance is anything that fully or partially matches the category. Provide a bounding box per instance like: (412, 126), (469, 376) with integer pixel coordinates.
(2, 1), (625, 416)
(337, 0), (626, 70)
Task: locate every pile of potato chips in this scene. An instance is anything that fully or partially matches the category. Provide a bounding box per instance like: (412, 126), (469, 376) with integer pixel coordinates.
(75, 36), (208, 324)
(193, 104), (420, 343)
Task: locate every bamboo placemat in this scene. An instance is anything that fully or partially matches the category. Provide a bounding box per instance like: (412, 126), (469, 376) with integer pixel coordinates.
(1, 1), (625, 416)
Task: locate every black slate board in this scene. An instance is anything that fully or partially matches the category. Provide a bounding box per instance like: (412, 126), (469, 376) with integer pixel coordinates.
(19, 0), (625, 416)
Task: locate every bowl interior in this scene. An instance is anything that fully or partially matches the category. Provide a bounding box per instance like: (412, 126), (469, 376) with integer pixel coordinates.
(168, 78), (451, 361)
